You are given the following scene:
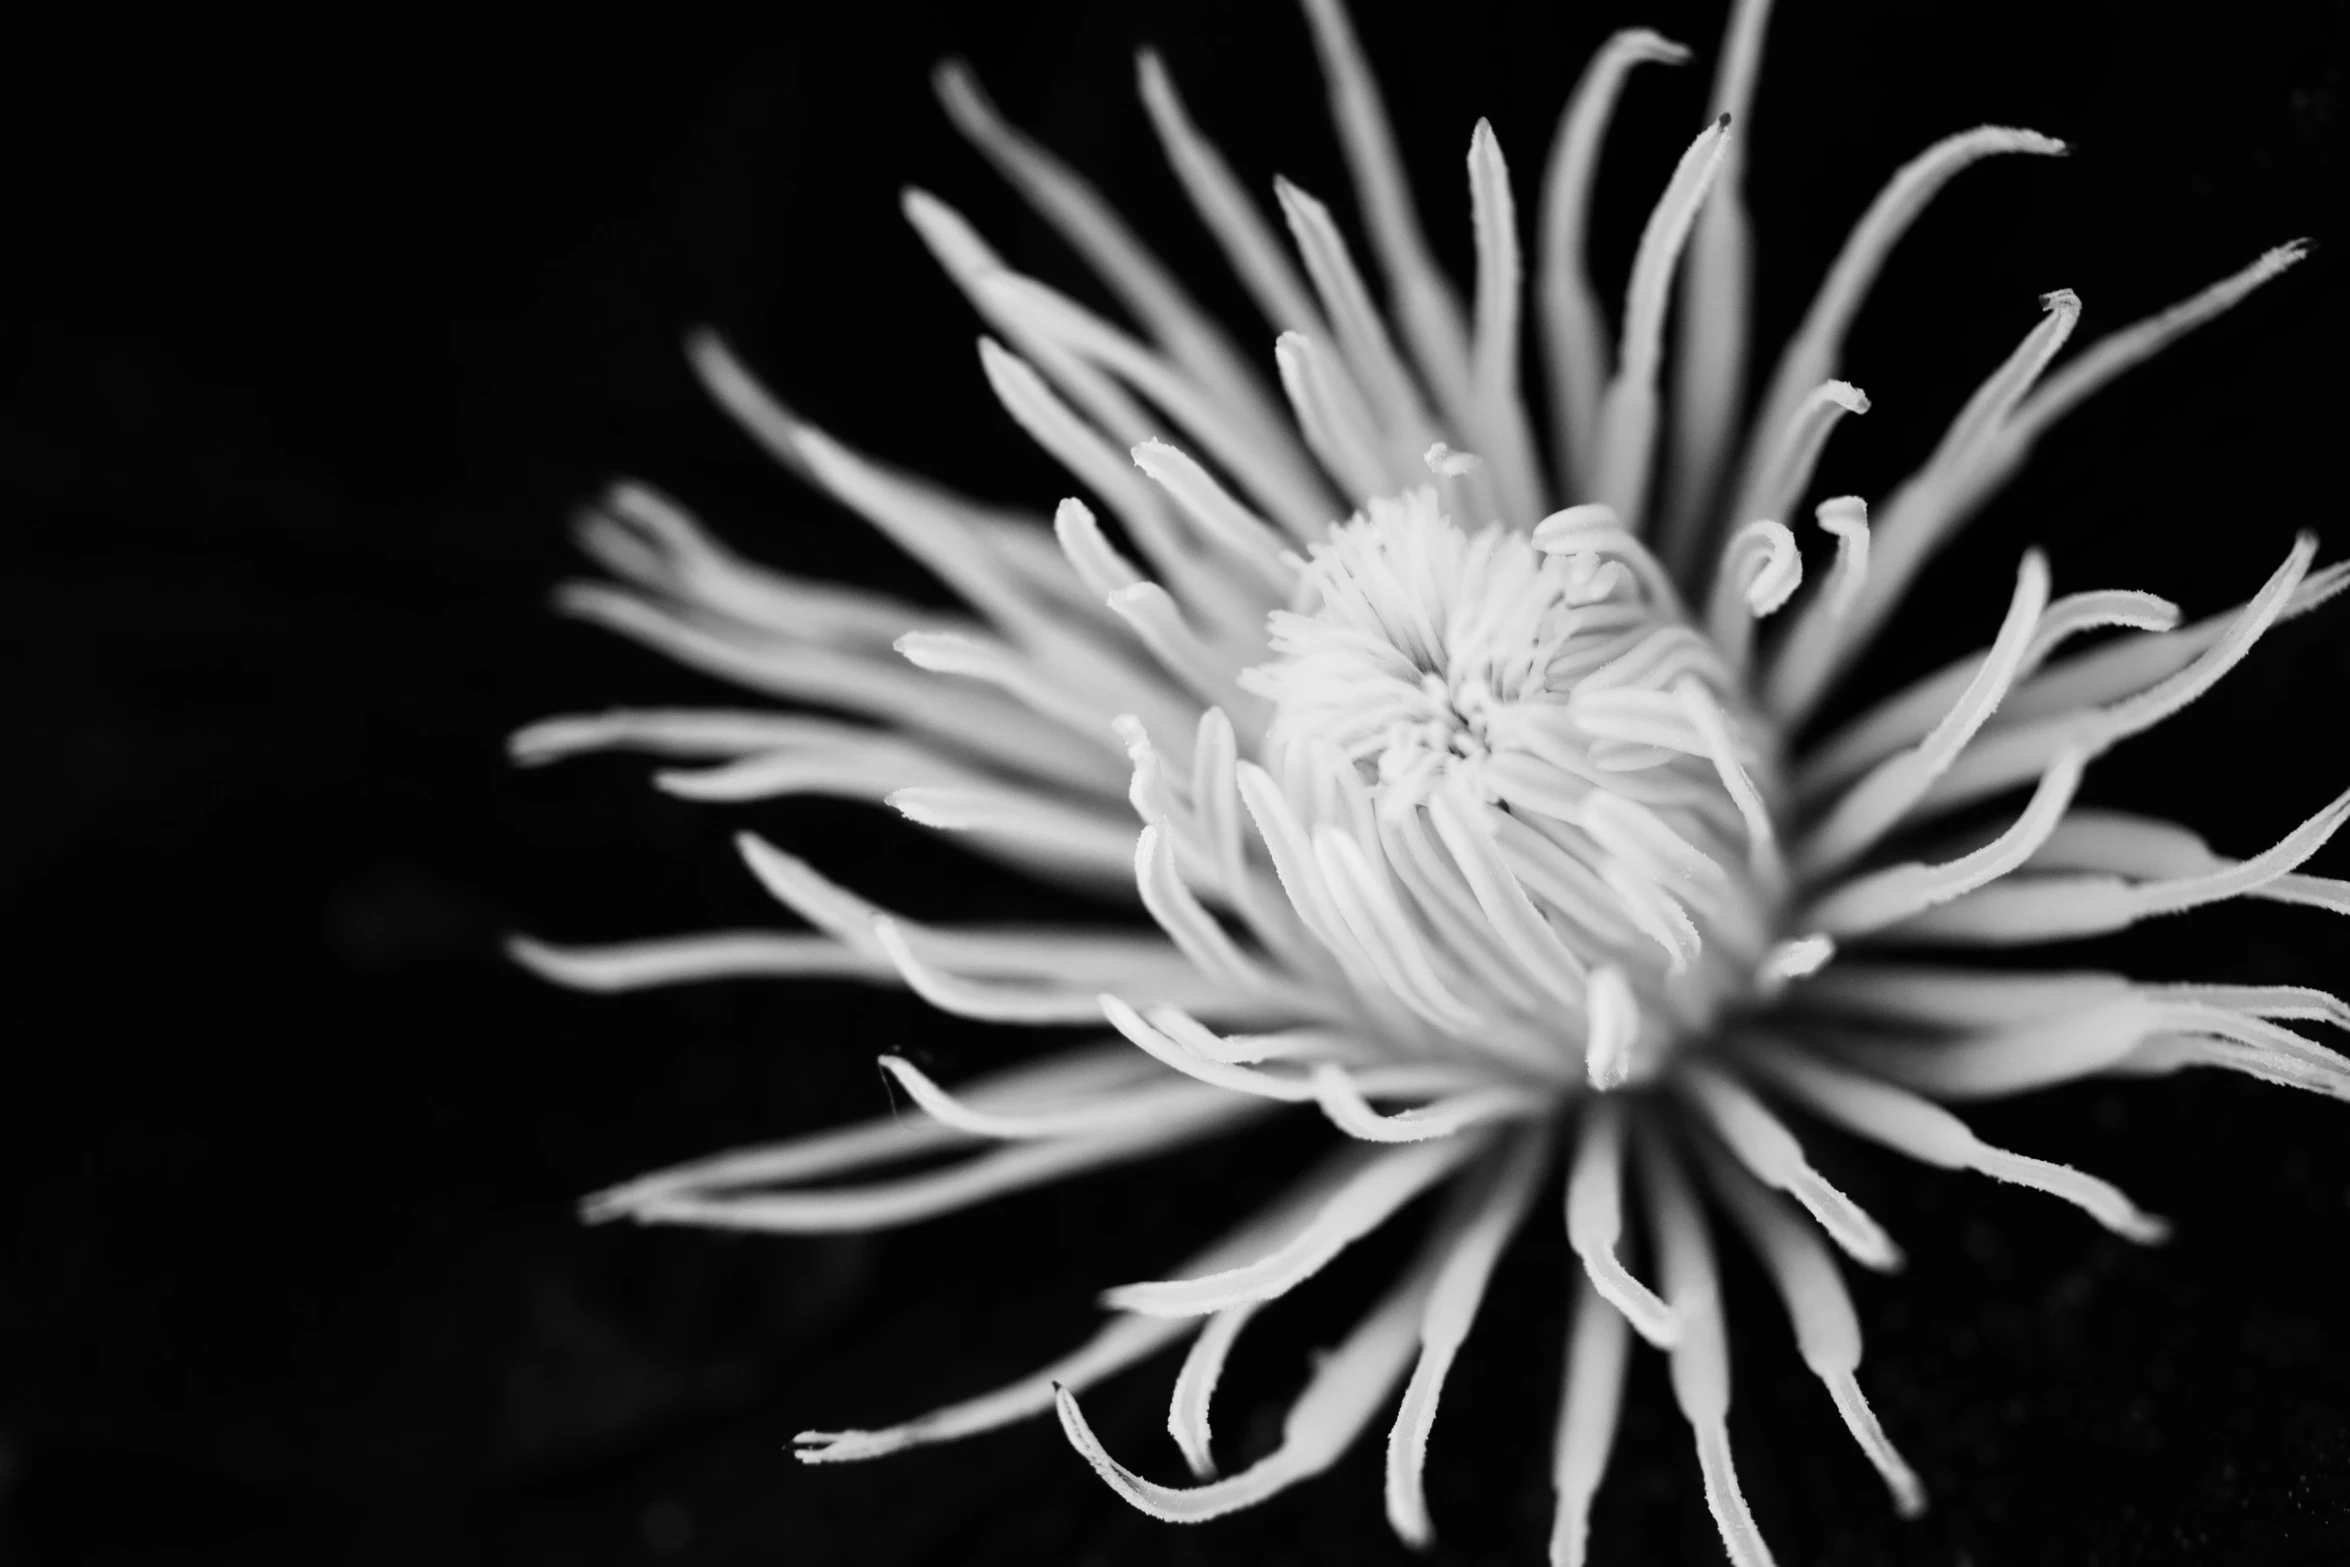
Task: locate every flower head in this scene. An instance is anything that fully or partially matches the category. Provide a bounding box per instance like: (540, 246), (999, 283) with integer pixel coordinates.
(515, 2), (2334, 1561)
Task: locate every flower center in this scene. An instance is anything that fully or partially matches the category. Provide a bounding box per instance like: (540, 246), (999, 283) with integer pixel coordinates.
(1241, 488), (1792, 1088)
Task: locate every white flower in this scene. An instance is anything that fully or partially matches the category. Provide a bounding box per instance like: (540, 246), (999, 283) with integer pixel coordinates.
(512, 2), (2335, 1562)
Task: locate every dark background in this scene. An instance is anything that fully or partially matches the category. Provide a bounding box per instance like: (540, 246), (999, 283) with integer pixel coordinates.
(5, 1), (2349, 1562)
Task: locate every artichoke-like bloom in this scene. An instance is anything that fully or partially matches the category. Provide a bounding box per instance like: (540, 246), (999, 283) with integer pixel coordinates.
(514, 2), (2338, 1561)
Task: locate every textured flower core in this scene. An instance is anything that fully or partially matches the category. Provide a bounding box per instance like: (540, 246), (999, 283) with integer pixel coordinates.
(1245, 486), (1786, 1086)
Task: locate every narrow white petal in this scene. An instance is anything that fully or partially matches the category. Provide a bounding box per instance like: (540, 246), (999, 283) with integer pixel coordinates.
(2141, 983), (2350, 1031)
(511, 708), (896, 767)
(875, 1054), (1223, 1142)
(1276, 331), (1408, 502)
(1167, 1302), (1260, 1479)
(1538, 28), (1690, 488)
(584, 1044), (1158, 1218)
(1798, 585), (2178, 805)
(1053, 495), (1147, 603)
(1236, 760), (1407, 1001)
(1108, 580), (1254, 710)
(1564, 1098), (1680, 1346)
(1131, 438), (1299, 592)
(1386, 1128), (1550, 1548)
(2121, 1032), (2350, 1102)
(1310, 1066), (1546, 1144)
(1673, 676), (1782, 885)
(1273, 178), (1439, 461)
(902, 187), (1163, 458)
(730, 836), (1237, 1000)
(930, 60), (1294, 450)
(1797, 549), (2049, 877)
(2012, 240), (2311, 457)
(888, 783), (1143, 875)
(1592, 114), (1733, 530)
(1547, 1270), (1634, 1567)
(1055, 1227), (1434, 1521)
(1741, 1043), (2170, 1243)
(977, 337), (1219, 614)
(1656, 0), (1775, 577)
(509, 931), (891, 992)
(1921, 535), (2315, 818)
(1100, 1132), (1486, 1318)
(1136, 50), (1328, 339)
(1312, 826), (1493, 1037)
(1896, 782), (2350, 943)
(2029, 808), (2226, 877)
(557, 583), (1125, 791)
(1634, 1121), (1780, 1567)
(799, 1313), (1191, 1466)
(1678, 1063), (1903, 1271)
(982, 270), (1338, 541)
(651, 740), (972, 807)
(874, 917), (1166, 1025)
(1804, 747), (2085, 937)
(1999, 560), (2348, 730)
(1297, 0), (1476, 430)
(1729, 381), (1869, 546)
(1776, 244), (2306, 721)
(895, 626), (1111, 736)
(630, 1094), (1258, 1235)
(1687, 1126), (1928, 1516)
(794, 1165), (1330, 1465)
(1134, 824), (1285, 998)
(1743, 125), (2068, 507)
(1464, 117), (1547, 528)
(1706, 518), (1802, 672)
(683, 332), (1052, 634)
(2140, 1003), (2349, 1078)
(572, 479), (951, 648)
(1101, 995), (1469, 1108)
(1795, 963), (2129, 1030)
(1754, 934), (1835, 999)
(1822, 997), (2163, 1100)
(1428, 785), (1595, 1006)
(1765, 288), (2078, 722)
(1582, 966), (1640, 1091)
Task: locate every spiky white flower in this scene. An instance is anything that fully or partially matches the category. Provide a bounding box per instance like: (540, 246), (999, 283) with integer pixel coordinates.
(513, 2), (2337, 1562)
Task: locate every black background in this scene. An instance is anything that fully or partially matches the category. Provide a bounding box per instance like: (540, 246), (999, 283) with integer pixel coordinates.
(5, 1), (2349, 1563)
